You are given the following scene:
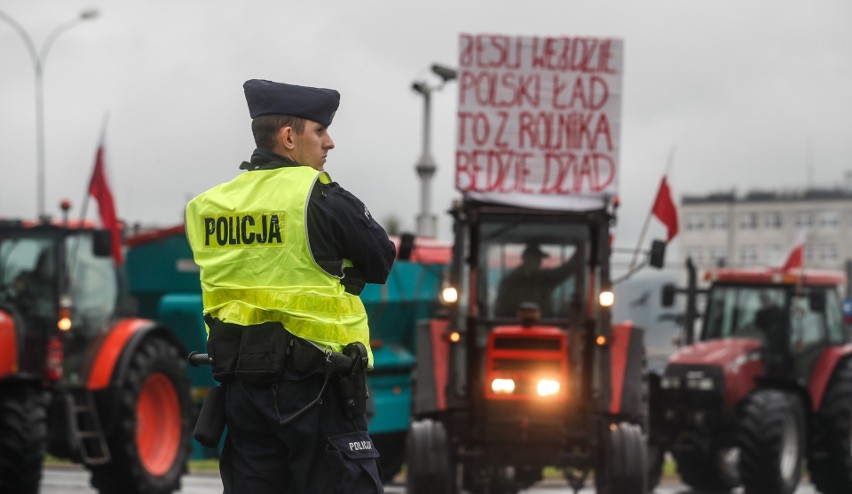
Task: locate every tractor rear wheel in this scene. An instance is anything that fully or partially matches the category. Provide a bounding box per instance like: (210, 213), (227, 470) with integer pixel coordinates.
(739, 389), (803, 494)
(406, 418), (455, 494)
(595, 422), (646, 494)
(89, 337), (191, 494)
(809, 359), (852, 494)
(0, 383), (47, 494)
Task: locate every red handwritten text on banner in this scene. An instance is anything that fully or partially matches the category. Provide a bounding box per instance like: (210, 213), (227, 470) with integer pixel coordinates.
(455, 34), (623, 209)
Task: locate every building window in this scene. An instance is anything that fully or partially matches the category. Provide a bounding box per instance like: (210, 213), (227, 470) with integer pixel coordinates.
(738, 245), (758, 264)
(794, 211), (813, 228)
(764, 245), (782, 265)
(818, 244), (838, 262)
(685, 214), (705, 231)
(818, 211), (839, 229)
(710, 247), (727, 266)
(685, 247), (703, 264)
(739, 212), (757, 230)
(711, 213), (728, 230)
(763, 212), (782, 229)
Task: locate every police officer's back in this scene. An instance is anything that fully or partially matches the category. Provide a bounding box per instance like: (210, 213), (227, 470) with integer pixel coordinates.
(185, 79), (395, 494)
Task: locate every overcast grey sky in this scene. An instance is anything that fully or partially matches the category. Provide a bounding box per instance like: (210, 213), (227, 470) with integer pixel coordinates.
(2, 0), (851, 267)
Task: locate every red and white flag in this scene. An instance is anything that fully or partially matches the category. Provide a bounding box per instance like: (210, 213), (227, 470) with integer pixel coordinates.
(778, 231), (807, 271)
(652, 176), (679, 242)
(88, 136), (123, 265)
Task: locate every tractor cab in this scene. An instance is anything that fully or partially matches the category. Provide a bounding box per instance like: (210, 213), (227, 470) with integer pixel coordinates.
(696, 269), (847, 380)
(0, 221), (121, 382)
(0, 218), (192, 494)
(459, 204), (593, 328)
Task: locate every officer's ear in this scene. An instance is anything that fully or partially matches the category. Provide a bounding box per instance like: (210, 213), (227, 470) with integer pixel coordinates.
(277, 126), (296, 151)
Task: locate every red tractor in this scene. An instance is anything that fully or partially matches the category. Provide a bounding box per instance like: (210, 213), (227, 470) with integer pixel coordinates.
(0, 218), (192, 494)
(406, 198), (656, 494)
(650, 263), (852, 494)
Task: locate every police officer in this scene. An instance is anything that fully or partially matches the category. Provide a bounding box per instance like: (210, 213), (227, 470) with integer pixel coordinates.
(185, 79), (395, 493)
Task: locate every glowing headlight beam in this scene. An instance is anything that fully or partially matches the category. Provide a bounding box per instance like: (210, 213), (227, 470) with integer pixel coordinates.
(441, 286), (458, 304)
(491, 378), (516, 394)
(536, 379), (560, 397)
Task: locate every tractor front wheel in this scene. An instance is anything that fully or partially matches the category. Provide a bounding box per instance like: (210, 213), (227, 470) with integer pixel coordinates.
(595, 422), (647, 494)
(739, 389), (804, 494)
(406, 418), (455, 494)
(89, 337), (191, 494)
(0, 383), (47, 494)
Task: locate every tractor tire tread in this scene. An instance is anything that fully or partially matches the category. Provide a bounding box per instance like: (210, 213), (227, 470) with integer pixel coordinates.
(89, 337), (191, 494)
(0, 384), (47, 494)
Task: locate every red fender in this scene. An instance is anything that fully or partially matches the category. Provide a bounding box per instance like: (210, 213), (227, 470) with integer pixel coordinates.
(0, 310), (17, 378)
(87, 318), (153, 390)
(609, 322), (631, 414)
(809, 344), (852, 411)
(430, 319), (450, 411)
(608, 321), (645, 416)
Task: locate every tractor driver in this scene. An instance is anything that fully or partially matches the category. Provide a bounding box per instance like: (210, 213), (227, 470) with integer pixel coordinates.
(13, 248), (56, 322)
(185, 80), (395, 494)
(494, 243), (580, 318)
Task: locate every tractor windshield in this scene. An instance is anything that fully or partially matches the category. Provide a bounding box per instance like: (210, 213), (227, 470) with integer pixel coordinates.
(64, 233), (118, 336)
(0, 235), (59, 322)
(702, 285), (787, 341)
(478, 216), (588, 322)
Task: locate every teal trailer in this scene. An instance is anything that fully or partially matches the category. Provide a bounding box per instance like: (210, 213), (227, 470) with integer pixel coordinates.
(124, 226), (450, 477)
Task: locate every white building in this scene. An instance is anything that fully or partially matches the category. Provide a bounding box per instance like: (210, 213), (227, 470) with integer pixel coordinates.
(679, 189), (852, 274)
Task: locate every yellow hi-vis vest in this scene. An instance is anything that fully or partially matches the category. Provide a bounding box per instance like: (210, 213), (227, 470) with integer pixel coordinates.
(185, 165), (372, 365)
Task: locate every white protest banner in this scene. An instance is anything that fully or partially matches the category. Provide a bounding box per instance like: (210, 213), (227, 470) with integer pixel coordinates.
(455, 34), (623, 211)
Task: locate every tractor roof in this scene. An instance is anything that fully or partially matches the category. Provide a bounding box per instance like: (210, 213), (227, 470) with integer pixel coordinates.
(704, 267), (846, 287)
(0, 218), (98, 231)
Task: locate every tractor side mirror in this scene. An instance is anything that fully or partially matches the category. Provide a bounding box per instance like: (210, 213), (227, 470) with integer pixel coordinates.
(397, 232), (415, 261)
(92, 230), (113, 258)
(649, 239), (666, 269)
(661, 284), (676, 307)
(809, 290), (826, 312)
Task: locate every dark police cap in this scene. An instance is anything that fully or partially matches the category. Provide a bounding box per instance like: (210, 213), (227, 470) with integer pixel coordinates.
(243, 79), (340, 127)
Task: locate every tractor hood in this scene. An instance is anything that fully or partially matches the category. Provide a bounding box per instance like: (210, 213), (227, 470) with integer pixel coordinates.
(666, 338), (765, 410)
(669, 338), (763, 367)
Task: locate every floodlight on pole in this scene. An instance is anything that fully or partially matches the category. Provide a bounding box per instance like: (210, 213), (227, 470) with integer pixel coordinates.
(0, 8), (100, 218)
(412, 63), (457, 238)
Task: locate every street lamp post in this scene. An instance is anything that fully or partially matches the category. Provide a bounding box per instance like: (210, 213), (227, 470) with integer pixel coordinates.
(412, 63), (457, 238)
(0, 9), (99, 218)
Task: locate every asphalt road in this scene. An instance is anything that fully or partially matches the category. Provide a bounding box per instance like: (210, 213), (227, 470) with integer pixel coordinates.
(40, 466), (820, 494)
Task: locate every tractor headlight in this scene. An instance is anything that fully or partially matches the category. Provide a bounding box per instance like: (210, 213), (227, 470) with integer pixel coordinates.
(686, 377), (716, 391)
(441, 286), (458, 304)
(491, 378), (516, 394)
(660, 376), (681, 389)
(536, 379), (560, 397)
